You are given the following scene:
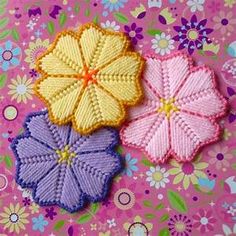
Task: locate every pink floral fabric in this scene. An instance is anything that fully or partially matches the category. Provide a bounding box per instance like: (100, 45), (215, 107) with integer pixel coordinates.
(121, 53), (227, 163)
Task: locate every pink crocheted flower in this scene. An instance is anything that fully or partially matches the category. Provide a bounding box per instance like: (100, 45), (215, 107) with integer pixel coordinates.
(120, 52), (227, 163)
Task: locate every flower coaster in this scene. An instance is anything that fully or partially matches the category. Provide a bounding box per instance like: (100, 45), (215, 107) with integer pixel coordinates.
(120, 52), (227, 163)
(11, 111), (122, 213)
(34, 23), (144, 134)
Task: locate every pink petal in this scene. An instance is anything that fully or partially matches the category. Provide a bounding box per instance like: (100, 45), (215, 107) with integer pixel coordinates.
(200, 225), (206, 233)
(121, 113), (170, 163)
(199, 209), (205, 217)
(161, 52), (193, 98)
(176, 67), (215, 99)
(193, 222), (201, 228)
(176, 90), (226, 118)
(144, 56), (165, 98)
(170, 112), (218, 161)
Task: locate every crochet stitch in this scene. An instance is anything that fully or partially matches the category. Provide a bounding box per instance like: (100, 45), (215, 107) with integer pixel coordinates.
(11, 111), (122, 213)
(120, 52), (227, 163)
(34, 23), (144, 134)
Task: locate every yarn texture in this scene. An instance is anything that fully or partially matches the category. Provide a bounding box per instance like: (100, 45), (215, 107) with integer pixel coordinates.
(34, 23), (144, 134)
(120, 52), (227, 163)
(11, 111), (122, 213)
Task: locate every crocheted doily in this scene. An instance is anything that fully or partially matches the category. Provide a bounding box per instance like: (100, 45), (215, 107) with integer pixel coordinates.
(120, 52), (227, 163)
(11, 111), (122, 212)
(34, 23), (144, 134)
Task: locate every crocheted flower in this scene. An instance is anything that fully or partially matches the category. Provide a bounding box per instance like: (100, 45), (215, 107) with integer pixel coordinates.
(34, 23), (144, 134)
(11, 111), (122, 213)
(120, 52), (227, 163)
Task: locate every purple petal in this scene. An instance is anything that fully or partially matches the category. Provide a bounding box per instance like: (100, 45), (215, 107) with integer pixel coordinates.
(227, 87), (235, 96)
(174, 26), (187, 33)
(71, 128), (118, 153)
(26, 113), (59, 149)
(136, 34), (143, 39)
(188, 41), (195, 55)
(131, 37), (137, 45)
(196, 19), (207, 30)
(195, 40), (203, 49)
(131, 23), (136, 30)
(199, 28), (213, 35)
(178, 38), (189, 50)
(73, 151), (120, 173)
(17, 154), (58, 186)
(181, 17), (188, 26)
(229, 113), (236, 123)
(173, 35), (181, 41)
(135, 27), (143, 33)
(124, 25), (130, 32)
(191, 15), (197, 26)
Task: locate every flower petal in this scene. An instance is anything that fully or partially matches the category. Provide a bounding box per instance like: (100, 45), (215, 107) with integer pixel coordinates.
(35, 165), (83, 212)
(74, 84), (124, 134)
(71, 128), (118, 153)
(53, 33), (84, 73)
(170, 112), (218, 161)
(72, 151), (121, 175)
(48, 80), (84, 123)
(38, 52), (77, 75)
(97, 53), (143, 104)
(79, 24), (129, 69)
(161, 53), (193, 98)
(121, 113), (170, 162)
(36, 76), (79, 101)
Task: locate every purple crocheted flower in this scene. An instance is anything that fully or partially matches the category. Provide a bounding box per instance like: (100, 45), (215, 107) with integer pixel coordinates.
(124, 23), (143, 45)
(173, 15), (213, 55)
(11, 111), (122, 213)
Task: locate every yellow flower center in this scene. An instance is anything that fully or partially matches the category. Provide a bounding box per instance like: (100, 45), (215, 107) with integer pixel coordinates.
(175, 221), (186, 232)
(187, 29), (199, 40)
(158, 39), (168, 49)
(56, 145), (75, 165)
(158, 98), (179, 118)
(77, 66), (98, 86)
(152, 171), (163, 181)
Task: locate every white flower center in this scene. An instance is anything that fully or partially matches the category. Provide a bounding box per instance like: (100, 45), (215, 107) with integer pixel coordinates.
(10, 213), (19, 223)
(17, 84), (27, 94)
(200, 217), (208, 225)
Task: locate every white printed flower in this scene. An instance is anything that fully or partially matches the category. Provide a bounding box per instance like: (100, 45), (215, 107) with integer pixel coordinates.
(187, 0), (205, 12)
(146, 166), (169, 189)
(151, 32), (174, 56)
(101, 20), (120, 31)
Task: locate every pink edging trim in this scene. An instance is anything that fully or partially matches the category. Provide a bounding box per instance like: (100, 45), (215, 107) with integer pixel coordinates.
(120, 51), (228, 164)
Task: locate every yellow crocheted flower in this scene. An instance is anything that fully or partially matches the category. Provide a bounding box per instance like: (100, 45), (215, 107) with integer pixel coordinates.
(34, 23), (144, 134)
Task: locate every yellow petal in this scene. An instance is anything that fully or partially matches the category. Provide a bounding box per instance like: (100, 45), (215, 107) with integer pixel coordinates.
(134, 215), (142, 223)
(194, 170), (207, 178)
(194, 162), (208, 170)
(79, 23), (129, 69)
(9, 203), (14, 213)
(36, 76), (79, 100)
(190, 174), (198, 184)
(97, 53), (143, 104)
(15, 203), (20, 213)
(173, 173), (184, 184)
(0, 212), (10, 218)
(74, 84), (124, 134)
(53, 32), (84, 74)
(183, 175), (190, 189)
(168, 168), (181, 175)
(15, 223), (20, 234)
(146, 223), (153, 231)
(38, 52), (77, 75)
(3, 206), (11, 215)
(49, 80), (84, 123)
(0, 218), (9, 224)
(123, 222), (131, 231)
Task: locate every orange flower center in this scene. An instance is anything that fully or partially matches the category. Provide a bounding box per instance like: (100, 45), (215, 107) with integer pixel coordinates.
(77, 67), (98, 86)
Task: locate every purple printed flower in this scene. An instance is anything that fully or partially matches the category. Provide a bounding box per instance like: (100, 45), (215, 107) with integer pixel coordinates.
(124, 23), (143, 45)
(173, 15), (213, 54)
(11, 111), (122, 213)
(168, 214), (192, 236)
(45, 207), (57, 220)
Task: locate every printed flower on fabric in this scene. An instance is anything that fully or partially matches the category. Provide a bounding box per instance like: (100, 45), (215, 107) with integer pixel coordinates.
(101, 0), (127, 12)
(0, 203), (29, 234)
(123, 215), (153, 235)
(11, 111), (122, 213)
(120, 53), (227, 163)
(24, 38), (49, 69)
(173, 15), (213, 54)
(0, 40), (21, 71)
(34, 23), (143, 134)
